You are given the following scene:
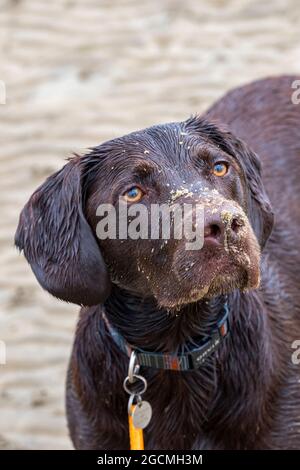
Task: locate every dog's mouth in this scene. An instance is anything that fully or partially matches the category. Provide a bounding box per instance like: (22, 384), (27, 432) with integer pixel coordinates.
(106, 198), (261, 311)
(149, 219), (261, 310)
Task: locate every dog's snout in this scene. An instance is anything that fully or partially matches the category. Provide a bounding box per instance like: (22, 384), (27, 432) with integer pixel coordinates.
(230, 215), (245, 233)
(204, 208), (245, 246)
(204, 220), (222, 241)
(204, 214), (224, 246)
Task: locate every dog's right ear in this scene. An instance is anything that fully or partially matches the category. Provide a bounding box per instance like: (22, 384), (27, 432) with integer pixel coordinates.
(15, 158), (111, 306)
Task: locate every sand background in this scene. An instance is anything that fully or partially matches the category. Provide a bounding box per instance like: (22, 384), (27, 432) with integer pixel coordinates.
(0, 0), (299, 450)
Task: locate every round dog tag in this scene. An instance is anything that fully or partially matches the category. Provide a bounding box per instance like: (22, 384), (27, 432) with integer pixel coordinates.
(132, 401), (152, 429)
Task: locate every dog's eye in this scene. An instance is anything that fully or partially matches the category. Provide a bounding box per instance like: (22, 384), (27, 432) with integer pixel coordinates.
(123, 186), (144, 202)
(212, 162), (228, 177)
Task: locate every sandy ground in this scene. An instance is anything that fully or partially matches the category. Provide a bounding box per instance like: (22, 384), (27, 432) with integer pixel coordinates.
(0, 0), (300, 450)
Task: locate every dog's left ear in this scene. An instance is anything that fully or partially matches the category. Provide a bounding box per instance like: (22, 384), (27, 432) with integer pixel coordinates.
(15, 157), (111, 306)
(225, 133), (274, 249)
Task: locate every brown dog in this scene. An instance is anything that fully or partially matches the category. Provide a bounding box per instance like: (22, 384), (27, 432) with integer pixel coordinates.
(15, 76), (300, 449)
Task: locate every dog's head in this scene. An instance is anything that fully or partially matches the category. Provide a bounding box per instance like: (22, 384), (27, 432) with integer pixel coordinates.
(15, 116), (274, 309)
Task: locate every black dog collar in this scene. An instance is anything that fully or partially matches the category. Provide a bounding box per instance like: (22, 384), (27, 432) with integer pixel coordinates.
(102, 304), (229, 371)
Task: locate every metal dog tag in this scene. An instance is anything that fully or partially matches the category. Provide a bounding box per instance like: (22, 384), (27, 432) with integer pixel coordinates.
(132, 400), (152, 429)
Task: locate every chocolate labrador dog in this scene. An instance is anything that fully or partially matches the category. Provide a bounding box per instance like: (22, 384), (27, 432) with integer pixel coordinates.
(15, 76), (300, 449)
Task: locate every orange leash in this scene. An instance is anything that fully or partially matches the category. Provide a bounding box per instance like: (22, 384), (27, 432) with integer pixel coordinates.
(128, 404), (144, 450)
(124, 352), (152, 450)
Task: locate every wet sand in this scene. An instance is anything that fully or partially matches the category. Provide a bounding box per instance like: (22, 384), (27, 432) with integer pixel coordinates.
(0, 0), (299, 449)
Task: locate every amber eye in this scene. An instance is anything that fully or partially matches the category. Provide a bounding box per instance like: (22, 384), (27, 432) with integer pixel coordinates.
(213, 162), (228, 177)
(123, 186), (144, 202)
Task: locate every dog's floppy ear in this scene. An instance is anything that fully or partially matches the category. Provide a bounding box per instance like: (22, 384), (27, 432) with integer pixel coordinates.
(224, 132), (274, 249)
(15, 157), (111, 306)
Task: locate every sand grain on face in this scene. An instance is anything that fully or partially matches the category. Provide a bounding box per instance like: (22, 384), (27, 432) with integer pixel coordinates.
(0, 0), (299, 450)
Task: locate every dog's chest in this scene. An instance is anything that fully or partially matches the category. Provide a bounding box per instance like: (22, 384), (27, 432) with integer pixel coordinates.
(130, 369), (217, 450)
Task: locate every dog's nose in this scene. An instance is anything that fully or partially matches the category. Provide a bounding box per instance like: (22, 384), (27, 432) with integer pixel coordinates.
(204, 209), (245, 246)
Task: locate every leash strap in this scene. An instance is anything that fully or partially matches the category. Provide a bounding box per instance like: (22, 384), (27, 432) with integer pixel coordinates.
(128, 404), (144, 450)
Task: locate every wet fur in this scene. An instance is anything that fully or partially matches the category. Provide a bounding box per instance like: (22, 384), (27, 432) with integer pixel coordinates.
(16, 76), (300, 449)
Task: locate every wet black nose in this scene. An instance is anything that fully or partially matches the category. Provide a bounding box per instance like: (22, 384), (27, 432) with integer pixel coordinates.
(204, 210), (244, 246)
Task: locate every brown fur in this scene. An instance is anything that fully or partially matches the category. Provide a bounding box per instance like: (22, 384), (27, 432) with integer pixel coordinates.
(15, 76), (300, 449)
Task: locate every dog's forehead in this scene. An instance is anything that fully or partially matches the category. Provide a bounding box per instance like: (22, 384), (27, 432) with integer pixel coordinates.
(99, 120), (219, 172)
(107, 121), (186, 157)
